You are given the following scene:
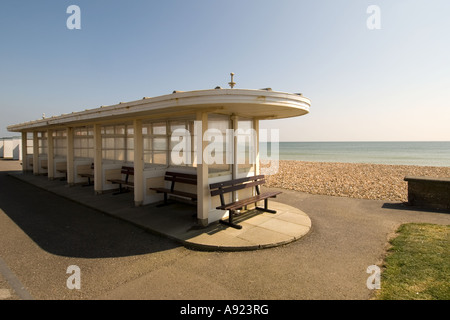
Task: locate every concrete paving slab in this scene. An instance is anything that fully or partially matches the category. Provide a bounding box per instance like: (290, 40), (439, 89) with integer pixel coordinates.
(259, 217), (309, 238)
(239, 213), (273, 226)
(235, 225), (296, 248)
(276, 211), (312, 227)
(184, 231), (257, 251)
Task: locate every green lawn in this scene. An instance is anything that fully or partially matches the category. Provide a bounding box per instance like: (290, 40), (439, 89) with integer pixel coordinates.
(376, 223), (450, 300)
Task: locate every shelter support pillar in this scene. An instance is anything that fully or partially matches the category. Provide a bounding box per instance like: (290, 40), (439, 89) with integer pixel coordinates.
(231, 115), (238, 201)
(133, 119), (144, 207)
(196, 111), (209, 227)
(253, 119), (260, 175)
(33, 132), (39, 175)
(66, 127), (75, 185)
(47, 129), (54, 180)
(93, 124), (103, 194)
(21, 132), (27, 172)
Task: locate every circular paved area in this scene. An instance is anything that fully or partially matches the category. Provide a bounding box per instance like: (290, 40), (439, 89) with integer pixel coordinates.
(180, 202), (312, 251)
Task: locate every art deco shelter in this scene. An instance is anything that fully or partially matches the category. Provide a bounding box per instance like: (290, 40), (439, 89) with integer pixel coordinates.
(8, 87), (310, 227)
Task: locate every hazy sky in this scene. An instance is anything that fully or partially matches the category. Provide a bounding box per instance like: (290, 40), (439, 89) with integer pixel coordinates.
(1, 0), (449, 141)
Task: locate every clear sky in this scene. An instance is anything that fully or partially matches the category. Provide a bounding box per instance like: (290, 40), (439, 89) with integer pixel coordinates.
(1, 0), (449, 141)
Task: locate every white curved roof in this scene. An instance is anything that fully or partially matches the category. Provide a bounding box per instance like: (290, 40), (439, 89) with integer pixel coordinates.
(7, 88), (310, 132)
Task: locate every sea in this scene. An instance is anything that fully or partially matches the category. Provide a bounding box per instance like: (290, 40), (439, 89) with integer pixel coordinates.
(259, 141), (450, 167)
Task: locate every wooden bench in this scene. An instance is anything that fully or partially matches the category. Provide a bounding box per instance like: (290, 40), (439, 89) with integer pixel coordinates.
(78, 163), (94, 187)
(41, 162), (48, 176)
(57, 168), (67, 181)
(150, 171), (197, 206)
(209, 175), (282, 229)
(56, 162), (68, 181)
(108, 166), (134, 195)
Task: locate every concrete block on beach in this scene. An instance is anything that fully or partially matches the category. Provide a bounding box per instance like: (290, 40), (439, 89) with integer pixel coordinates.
(404, 176), (450, 211)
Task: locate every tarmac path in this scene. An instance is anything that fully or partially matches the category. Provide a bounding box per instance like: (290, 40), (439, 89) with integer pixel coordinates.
(0, 160), (448, 301)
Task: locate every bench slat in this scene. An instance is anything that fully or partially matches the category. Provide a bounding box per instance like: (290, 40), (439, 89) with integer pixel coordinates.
(210, 179), (265, 196)
(217, 192), (281, 210)
(209, 175), (265, 190)
(79, 173), (94, 178)
(165, 171), (197, 179)
(121, 167), (134, 175)
(108, 179), (134, 187)
(150, 187), (197, 199)
(164, 176), (197, 185)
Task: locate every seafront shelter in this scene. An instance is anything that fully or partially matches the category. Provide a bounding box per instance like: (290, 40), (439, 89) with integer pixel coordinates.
(7, 88), (310, 227)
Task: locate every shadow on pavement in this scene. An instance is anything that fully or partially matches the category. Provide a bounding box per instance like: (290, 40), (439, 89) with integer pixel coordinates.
(0, 170), (180, 258)
(382, 202), (450, 214)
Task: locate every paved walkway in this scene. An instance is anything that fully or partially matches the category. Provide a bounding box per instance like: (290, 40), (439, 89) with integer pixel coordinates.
(9, 171), (311, 251)
(2, 160), (450, 300)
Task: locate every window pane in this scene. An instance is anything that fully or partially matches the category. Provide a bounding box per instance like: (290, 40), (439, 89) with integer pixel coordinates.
(208, 114), (231, 174)
(127, 150), (134, 162)
(103, 126), (114, 135)
(104, 138), (115, 149)
(115, 125), (125, 135)
(143, 137), (152, 150)
(127, 138), (134, 149)
(74, 126), (94, 159)
(153, 138), (167, 151)
(153, 152), (167, 165)
(144, 153), (152, 164)
(152, 122), (166, 135)
(115, 150), (125, 161)
(170, 121), (186, 133)
(115, 137), (125, 149)
(208, 114), (230, 133)
(104, 150), (114, 160)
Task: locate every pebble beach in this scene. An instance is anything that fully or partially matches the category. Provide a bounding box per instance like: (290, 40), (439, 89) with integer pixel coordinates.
(264, 160), (450, 202)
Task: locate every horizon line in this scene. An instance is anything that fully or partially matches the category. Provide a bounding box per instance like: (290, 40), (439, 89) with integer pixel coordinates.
(274, 140), (450, 143)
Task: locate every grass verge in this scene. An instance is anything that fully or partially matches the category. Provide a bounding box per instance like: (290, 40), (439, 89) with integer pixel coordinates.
(375, 223), (449, 300)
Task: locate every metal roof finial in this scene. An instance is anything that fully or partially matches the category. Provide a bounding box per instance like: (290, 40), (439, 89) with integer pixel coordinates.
(228, 72), (236, 89)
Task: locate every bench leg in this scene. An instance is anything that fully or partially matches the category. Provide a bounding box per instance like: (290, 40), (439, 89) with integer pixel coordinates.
(82, 177), (93, 187)
(113, 184), (131, 195)
(59, 172), (67, 181)
(112, 185), (121, 195)
(220, 210), (243, 230)
(156, 193), (173, 207)
(112, 184), (122, 195)
(255, 198), (277, 214)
